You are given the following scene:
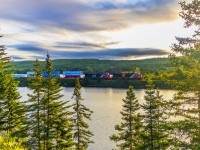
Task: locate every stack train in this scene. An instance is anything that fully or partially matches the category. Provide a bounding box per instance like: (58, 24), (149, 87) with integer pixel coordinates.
(13, 71), (143, 80)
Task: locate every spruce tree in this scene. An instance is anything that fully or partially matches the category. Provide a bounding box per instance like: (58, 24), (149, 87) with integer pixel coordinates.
(26, 59), (43, 149)
(169, 0), (200, 148)
(110, 86), (143, 150)
(0, 36), (26, 138)
(141, 78), (170, 150)
(72, 78), (94, 150)
(42, 53), (74, 149)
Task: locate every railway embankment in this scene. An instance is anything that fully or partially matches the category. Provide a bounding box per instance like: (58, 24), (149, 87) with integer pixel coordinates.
(17, 78), (172, 89)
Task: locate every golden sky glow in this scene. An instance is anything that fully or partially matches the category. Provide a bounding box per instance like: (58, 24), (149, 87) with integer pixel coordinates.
(0, 0), (195, 60)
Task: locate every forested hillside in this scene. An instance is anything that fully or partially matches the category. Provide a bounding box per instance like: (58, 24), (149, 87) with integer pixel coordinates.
(12, 58), (172, 73)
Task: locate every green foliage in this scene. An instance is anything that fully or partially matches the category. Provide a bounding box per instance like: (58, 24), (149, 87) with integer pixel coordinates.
(12, 58), (172, 74)
(72, 79), (94, 149)
(1, 75), (26, 136)
(134, 67), (141, 73)
(0, 37), (26, 138)
(45, 53), (53, 75)
(141, 78), (170, 150)
(0, 134), (26, 150)
(26, 59), (44, 149)
(169, 0), (200, 148)
(42, 54), (74, 149)
(27, 56), (74, 149)
(110, 86), (143, 150)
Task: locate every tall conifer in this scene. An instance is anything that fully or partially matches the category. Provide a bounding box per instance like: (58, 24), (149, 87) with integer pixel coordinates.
(0, 36), (26, 138)
(42, 53), (74, 149)
(110, 86), (143, 150)
(169, 0), (200, 148)
(27, 59), (43, 149)
(141, 78), (170, 150)
(72, 78), (94, 150)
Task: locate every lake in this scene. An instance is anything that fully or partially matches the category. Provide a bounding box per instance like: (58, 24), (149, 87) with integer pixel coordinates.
(18, 87), (176, 150)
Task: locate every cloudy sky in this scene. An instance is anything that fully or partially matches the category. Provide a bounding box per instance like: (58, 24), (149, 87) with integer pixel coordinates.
(0, 0), (194, 61)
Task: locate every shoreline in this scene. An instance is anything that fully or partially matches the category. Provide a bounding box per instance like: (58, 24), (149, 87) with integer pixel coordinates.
(17, 78), (173, 89)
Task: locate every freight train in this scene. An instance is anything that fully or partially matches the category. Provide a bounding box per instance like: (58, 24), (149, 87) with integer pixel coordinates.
(13, 71), (143, 80)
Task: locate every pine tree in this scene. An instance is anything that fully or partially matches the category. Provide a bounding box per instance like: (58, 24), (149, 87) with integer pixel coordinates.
(72, 78), (94, 150)
(42, 53), (74, 149)
(26, 59), (43, 149)
(110, 86), (143, 150)
(0, 44), (11, 120)
(0, 36), (26, 138)
(141, 78), (170, 150)
(169, 0), (200, 148)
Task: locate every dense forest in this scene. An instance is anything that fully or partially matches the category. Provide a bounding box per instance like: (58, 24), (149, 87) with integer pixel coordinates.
(0, 0), (200, 149)
(12, 58), (172, 74)
(13, 58), (174, 89)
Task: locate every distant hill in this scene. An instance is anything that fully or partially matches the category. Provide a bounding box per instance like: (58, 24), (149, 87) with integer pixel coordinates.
(12, 58), (172, 74)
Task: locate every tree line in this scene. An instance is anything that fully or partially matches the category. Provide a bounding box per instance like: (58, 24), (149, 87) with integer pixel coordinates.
(0, 0), (200, 149)
(12, 57), (171, 75)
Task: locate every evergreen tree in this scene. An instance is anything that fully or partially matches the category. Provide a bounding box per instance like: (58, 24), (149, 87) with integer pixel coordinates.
(141, 78), (170, 150)
(42, 53), (74, 149)
(72, 78), (94, 150)
(169, 0), (200, 148)
(110, 86), (143, 150)
(0, 36), (26, 138)
(26, 59), (43, 149)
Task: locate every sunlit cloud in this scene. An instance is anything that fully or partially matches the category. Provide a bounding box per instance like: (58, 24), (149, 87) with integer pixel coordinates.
(0, 0), (181, 32)
(0, 0), (193, 60)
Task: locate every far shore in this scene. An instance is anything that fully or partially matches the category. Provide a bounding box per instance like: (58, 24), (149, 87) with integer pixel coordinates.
(17, 78), (173, 89)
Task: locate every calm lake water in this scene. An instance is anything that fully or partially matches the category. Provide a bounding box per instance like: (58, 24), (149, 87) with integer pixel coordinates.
(18, 87), (176, 150)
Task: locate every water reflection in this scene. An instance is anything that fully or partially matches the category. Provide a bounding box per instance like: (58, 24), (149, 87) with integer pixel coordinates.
(18, 87), (176, 150)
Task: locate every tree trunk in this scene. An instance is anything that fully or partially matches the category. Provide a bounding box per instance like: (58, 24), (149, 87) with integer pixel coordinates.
(129, 102), (132, 150)
(198, 91), (200, 144)
(150, 101), (153, 150)
(77, 98), (80, 150)
(47, 88), (50, 150)
(37, 91), (41, 150)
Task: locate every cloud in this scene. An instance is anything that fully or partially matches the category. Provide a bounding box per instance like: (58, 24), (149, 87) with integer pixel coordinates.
(1, 0), (181, 60)
(56, 48), (170, 59)
(10, 55), (25, 60)
(0, 0), (181, 32)
(55, 41), (120, 49)
(9, 44), (46, 53)
(8, 44), (170, 60)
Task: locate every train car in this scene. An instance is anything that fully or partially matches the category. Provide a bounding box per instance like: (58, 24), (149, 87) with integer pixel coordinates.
(63, 71), (85, 79)
(113, 73), (126, 79)
(85, 73), (101, 79)
(130, 73), (143, 79)
(42, 71), (60, 78)
(100, 73), (113, 79)
(121, 73), (126, 78)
